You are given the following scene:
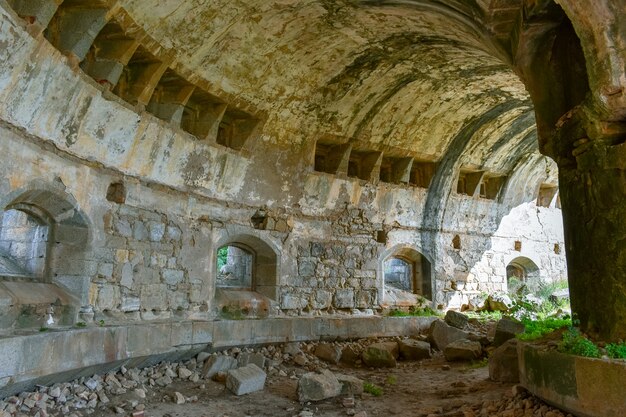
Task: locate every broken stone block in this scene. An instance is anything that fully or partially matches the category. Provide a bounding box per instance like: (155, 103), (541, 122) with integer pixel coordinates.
(493, 318), (525, 347)
(283, 342), (302, 356)
(361, 342), (398, 368)
(428, 319), (469, 350)
(341, 345), (361, 365)
(237, 352), (266, 369)
(201, 355), (238, 379)
(481, 294), (513, 312)
(298, 370), (342, 402)
(444, 310), (469, 329)
(489, 339), (519, 382)
(398, 339), (431, 360)
(443, 339), (482, 361)
(226, 364), (267, 395)
(335, 373), (364, 396)
(314, 343), (342, 364)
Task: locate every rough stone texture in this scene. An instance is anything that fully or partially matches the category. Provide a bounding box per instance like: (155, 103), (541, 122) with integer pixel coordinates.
(202, 356), (238, 379)
(225, 364), (266, 396)
(2, 0), (623, 397)
(398, 339), (431, 360)
(297, 370), (342, 402)
(361, 342), (398, 368)
(237, 352), (266, 369)
(443, 339), (483, 362)
(335, 374), (364, 396)
(489, 339), (519, 383)
(444, 310), (469, 329)
(428, 320), (470, 351)
(493, 319), (525, 347)
(314, 343), (342, 364)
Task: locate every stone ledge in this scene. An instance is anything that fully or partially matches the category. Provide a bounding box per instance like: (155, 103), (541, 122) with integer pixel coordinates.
(0, 315), (436, 398)
(518, 342), (626, 417)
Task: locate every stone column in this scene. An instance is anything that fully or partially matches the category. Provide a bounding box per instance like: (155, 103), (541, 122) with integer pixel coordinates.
(552, 109), (626, 341)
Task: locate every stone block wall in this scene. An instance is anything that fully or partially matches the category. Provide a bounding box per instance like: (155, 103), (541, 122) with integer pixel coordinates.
(0, 3), (568, 331)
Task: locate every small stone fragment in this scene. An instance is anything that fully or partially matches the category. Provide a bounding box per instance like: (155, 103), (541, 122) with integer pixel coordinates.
(174, 392), (185, 404)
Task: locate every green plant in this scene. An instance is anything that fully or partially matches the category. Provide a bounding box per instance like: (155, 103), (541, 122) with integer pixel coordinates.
(559, 328), (600, 358)
(385, 375), (397, 385)
(606, 343), (626, 359)
(39, 327), (49, 332)
(98, 320), (105, 327)
(465, 358), (488, 369)
(363, 382), (383, 396)
(465, 310), (503, 322)
(388, 307), (440, 317)
(517, 317), (571, 341)
(75, 322), (87, 328)
(217, 246), (229, 271)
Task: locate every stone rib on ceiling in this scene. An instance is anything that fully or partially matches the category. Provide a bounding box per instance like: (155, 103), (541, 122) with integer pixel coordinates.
(119, 0), (536, 171)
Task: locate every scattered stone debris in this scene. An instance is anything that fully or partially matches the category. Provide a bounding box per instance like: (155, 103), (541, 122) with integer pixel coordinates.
(0, 328), (574, 417)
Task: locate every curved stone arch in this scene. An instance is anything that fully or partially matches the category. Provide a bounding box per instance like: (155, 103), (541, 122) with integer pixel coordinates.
(556, 0), (626, 120)
(214, 228), (281, 301)
(505, 255), (542, 293)
(378, 244), (433, 302)
(0, 180), (92, 313)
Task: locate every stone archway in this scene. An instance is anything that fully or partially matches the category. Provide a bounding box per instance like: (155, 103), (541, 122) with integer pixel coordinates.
(213, 232), (280, 318)
(380, 245), (432, 307)
(506, 256), (541, 295)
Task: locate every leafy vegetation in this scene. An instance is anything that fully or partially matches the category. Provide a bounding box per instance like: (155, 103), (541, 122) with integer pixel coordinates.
(217, 246), (229, 271)
(388, 306), (441, 317)
(559, 328), (601, 358)
(517, 317), (571, 341)
(507, 279), (570, 321)
(385, 375), (397, 385)
(465, 310), (503, 322)
(606, 343), (626, 359)
(363, 382), (383, 396)
(465, 358), (488, 369)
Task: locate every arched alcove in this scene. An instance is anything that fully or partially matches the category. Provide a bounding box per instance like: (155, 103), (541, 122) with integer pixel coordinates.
(380, 245), (432, 307)
(0, 186), (91, 284)
(0, 183), (91, 328)
(213, 232), (280, 319)
(506, 256), (541, 294)
(214, 234), (279, 299)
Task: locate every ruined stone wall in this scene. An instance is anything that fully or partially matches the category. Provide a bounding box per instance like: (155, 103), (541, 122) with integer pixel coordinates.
(0, 2), (568, 330)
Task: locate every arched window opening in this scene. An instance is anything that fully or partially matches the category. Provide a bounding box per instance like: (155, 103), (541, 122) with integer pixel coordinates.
(506, 256), (541, 295)
(381, 246), (432, 308)
(0, 207), (50, 279)
(216, 244), (254, 289)
(383, 257), (413, 292)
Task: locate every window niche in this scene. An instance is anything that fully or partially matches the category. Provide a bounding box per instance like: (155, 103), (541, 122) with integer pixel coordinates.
(479, 174), (507, 200)
(0, 207), (50, 279)
(313, 140), (351, 175)
(381, 247), (433, 302)
(537, 184), (558, 207)
(409, 160), (437, 188)
(347, 150), (382, 181)
(214, 234), (279, 319)
(457, 169), (484, 196)
(216, 245), (254, 289)
(216, 108), (259, 150)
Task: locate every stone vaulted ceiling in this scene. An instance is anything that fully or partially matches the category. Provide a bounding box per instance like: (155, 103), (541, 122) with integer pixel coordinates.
(119, 0), (544, 175)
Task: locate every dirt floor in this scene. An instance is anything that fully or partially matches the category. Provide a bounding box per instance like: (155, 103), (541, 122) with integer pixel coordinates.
(88, 354), (516, 417)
